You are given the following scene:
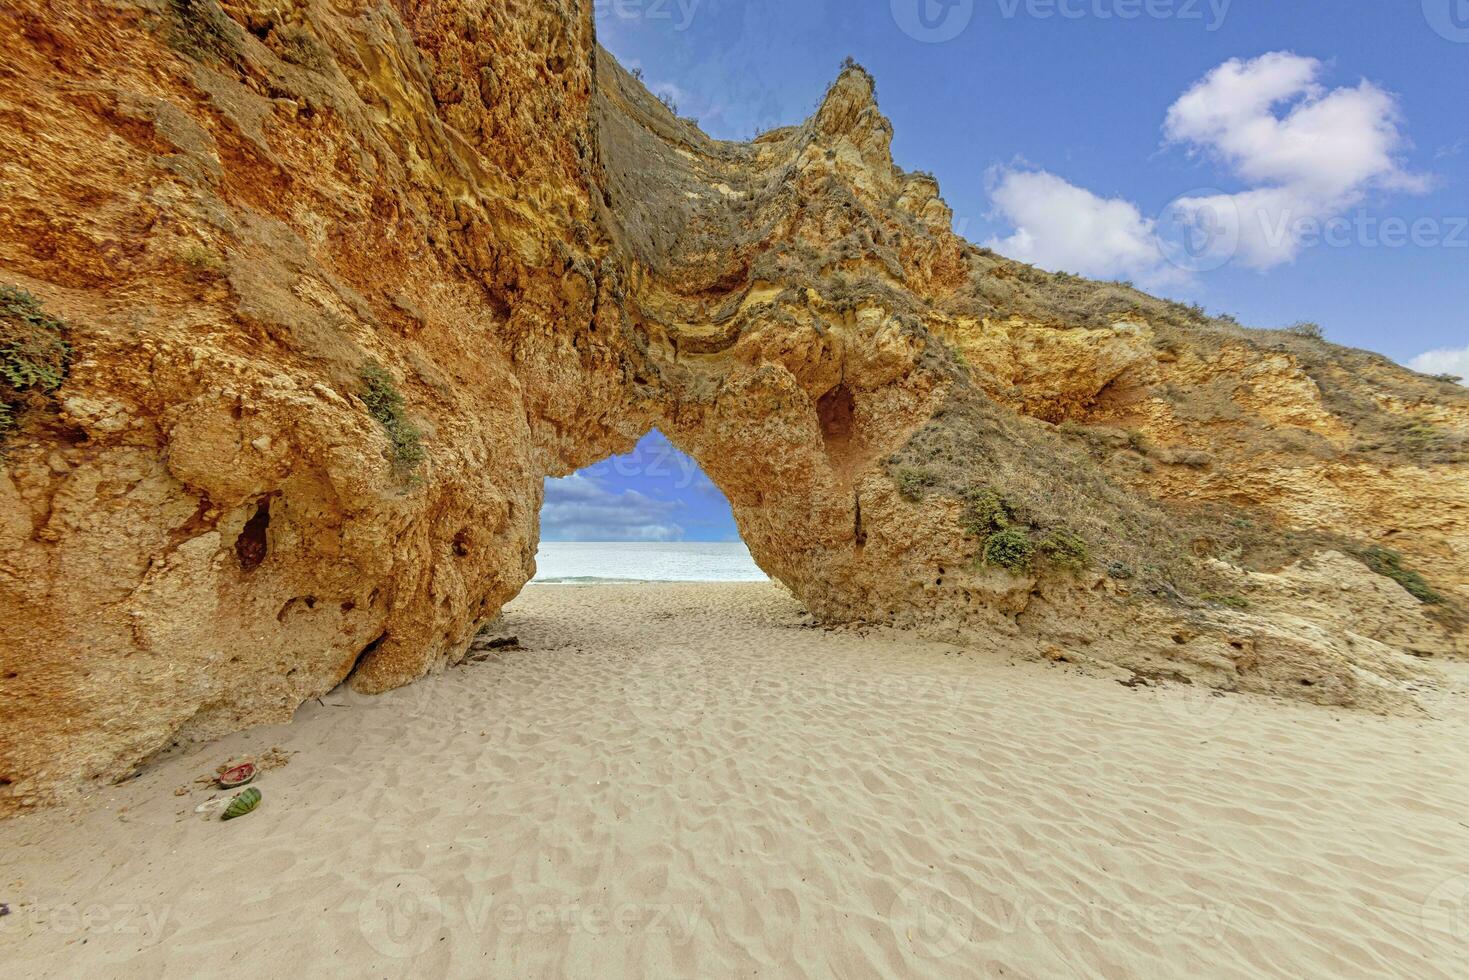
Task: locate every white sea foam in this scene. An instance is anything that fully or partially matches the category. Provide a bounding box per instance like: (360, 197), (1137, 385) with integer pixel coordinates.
(531, 541), (768, 583)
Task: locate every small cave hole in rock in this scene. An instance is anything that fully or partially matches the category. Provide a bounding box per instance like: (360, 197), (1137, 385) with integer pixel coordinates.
(235, 495), (274, 572)
(817, 383), (856, 464)
(342, 632), (389, 687)
(532, 430), (766, 586)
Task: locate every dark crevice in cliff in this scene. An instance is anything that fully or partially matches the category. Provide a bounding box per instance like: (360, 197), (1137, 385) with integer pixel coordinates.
(235, 495), (273, 572)
(341, 632), (389, 689)
(819, 384), (856, 465)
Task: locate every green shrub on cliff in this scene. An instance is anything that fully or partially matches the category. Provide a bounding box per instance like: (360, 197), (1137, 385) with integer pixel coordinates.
(1356, 546), (1442, 604)
(961, 486), (1013, 538)
(1, 285), (71, 436)
(892, 466), (938, 502)
(360, 362), (425, 478)
(983, 528), (1035, 572)
(1038, 529), (1090, 571)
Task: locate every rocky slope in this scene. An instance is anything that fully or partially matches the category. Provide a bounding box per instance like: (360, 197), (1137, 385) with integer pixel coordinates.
(1, 0), (1465, 812)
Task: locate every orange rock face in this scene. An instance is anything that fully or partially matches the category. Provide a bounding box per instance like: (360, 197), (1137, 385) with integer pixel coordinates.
(1, 0), (1465, 812)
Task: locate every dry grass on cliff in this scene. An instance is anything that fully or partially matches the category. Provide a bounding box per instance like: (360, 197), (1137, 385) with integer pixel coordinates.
(950, 250), (1469, 466)
(886, 376), (1213, 596)
(162, 0), (244, 64)
(888, 334), (1462, 615)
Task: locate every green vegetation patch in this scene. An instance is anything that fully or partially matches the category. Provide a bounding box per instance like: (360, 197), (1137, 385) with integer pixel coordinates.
(1038, 529), (1090, 571)
(360, 363), (425, 479)
(1355, 546), (1443, 605)
(892, 465), (938, 502)
(177, 244), (226, 278)
(960, 485), (1089, 575)
(1, 285), (71, 436)
(983, 528), (1035, 572)
(961, 486), (1014, 538)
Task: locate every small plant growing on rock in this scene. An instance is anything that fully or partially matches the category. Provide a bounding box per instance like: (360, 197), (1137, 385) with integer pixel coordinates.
(892, 466), (938, 502)
(1286, 321), (1324, 341)
(177, 244), (226, 278)
(961, 486), (1013, 538)
(1038, 529), (1090, 571)
(1200, 592), (1251, 611)
(1400, 421), (1446, 453)
(1, 285), (71, 436)
(983, 528), (1034, 572)
(1355, 546), (1442, 604)
(276, 25), (332, 73)
(360, 362), (425, 479)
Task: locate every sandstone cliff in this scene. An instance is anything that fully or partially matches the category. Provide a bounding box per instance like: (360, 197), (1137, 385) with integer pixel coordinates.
(2, 0), (1465, 813)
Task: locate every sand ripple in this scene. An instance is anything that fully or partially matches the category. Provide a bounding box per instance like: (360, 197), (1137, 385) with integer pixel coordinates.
(3, 584), (1468, 978)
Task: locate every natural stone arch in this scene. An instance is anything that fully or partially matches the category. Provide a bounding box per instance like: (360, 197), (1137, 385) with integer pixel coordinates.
(0, 0), (1464, 813)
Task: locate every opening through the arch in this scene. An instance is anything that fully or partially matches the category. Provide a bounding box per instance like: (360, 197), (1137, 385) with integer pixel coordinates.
(532, 430), (768, 584)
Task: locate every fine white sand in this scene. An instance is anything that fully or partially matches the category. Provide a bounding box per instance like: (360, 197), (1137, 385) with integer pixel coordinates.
(3, 583), (1468, 978)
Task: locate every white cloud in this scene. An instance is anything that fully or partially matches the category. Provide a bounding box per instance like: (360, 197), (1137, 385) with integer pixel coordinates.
(1161, 52), (1426, 269)
(984, 169), (1175, 284)
(1409, 346), (1469, 384)
(1164, 53), (1401, 194)
(983, 53), (1426, 279)
(541, 474), (686, 541)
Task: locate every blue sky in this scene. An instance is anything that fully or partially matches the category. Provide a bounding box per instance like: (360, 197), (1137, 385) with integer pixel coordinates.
(541, 431), (742, 541)
(548, 0), (1468, 542)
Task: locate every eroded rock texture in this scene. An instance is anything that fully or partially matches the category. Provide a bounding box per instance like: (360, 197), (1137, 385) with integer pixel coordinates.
(1, 0), (1465, 811)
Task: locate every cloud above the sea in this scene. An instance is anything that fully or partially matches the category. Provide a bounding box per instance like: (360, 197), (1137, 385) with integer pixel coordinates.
(541, 473), (686, 542)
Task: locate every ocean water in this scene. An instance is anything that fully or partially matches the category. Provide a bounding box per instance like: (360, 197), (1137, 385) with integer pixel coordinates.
(531, 541), (769, 583)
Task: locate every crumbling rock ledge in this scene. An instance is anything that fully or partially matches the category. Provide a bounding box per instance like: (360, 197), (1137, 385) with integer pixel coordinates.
(1, 0), (1465, 812)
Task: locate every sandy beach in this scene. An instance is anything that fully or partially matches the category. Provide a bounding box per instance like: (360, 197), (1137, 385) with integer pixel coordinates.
(3, 582), (1468, 978)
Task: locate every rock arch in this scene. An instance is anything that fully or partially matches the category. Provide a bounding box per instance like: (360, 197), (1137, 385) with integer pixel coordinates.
(0, 1), (1465, 812)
